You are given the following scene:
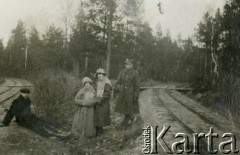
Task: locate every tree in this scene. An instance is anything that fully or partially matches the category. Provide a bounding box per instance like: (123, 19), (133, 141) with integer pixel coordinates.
(196, 12), (214, 88)
(0, 39), (5, 72)
(105, 0), (116, 76)
(6, 20), (27, 76)
(42, 25), (65, 70)
(28, 26), (43, 72)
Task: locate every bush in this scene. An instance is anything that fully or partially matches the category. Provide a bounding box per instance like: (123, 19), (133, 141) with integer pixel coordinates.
(205, 74), (240, 127)
(31, 70), (80, 128)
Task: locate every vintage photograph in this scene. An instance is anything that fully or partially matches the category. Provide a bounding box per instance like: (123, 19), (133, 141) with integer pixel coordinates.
(0, 0), (239, 154)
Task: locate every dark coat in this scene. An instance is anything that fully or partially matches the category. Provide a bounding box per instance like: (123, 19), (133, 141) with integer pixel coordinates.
(94, 83), (112, 127)
(2, 95), (58, 138)
(3, 95), (32, 126)
(115, 68), (140, 114)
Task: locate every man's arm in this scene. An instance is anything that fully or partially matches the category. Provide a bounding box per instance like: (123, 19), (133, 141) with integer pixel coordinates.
(114, 70), (123, 96)
(2, 102), (16, 126)
(133, 71), (140, 99)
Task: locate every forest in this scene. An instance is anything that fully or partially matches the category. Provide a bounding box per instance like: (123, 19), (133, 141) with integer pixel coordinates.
(0, 0), (240, 124)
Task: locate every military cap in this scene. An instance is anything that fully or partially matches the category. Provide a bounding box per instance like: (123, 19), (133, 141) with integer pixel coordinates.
(124, 58), (133, 64)
(20, 88), (30, 94)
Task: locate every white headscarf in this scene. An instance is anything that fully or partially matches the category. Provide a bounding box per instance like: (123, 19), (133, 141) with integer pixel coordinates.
(96, 76), (112, 97)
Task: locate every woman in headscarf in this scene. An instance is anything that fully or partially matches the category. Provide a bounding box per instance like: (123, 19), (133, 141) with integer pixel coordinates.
(72, 77), (97, 138)
(94, 68), (112, 135)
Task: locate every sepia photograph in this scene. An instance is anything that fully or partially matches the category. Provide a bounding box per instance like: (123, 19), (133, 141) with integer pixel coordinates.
(0, 0), (239, 154)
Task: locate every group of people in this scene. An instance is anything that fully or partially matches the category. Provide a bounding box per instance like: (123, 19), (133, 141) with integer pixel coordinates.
(72, 68), (112, 137)
(0, 58), (140, 139)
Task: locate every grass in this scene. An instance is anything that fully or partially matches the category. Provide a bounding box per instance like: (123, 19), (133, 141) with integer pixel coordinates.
(0, 70), (144, 155)
(0, 78), (5, 85)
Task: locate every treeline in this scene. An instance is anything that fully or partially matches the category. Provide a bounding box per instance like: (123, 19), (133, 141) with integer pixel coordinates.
(190, 0), (240, 126)
(0, 0), (195, 82)
(193, 0), (240, 91)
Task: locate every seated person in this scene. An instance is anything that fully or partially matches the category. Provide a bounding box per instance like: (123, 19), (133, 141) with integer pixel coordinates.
(0, 88), (68, 138)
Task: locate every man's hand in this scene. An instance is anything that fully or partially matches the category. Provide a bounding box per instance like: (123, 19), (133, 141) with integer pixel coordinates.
(133, 97), (138, 101)
(0, 123), (6, 127)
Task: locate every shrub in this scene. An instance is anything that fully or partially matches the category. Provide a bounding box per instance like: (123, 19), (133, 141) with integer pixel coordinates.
(31, 70), (80, 128)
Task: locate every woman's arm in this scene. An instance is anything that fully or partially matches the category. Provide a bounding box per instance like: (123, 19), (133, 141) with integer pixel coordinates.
(74, 89), (84, 105)
(83, 98), (97, 107)
(98, 83), (112, 105)
(75, 99), (84, 105)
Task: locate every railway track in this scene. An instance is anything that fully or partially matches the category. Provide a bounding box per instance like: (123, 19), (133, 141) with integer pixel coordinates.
(0, 79), (17, 96)
(141, 82), (240, 154)
(166, 90), (226, 132)
(0, 79), (24, 104)
(152, 88), (210, 154)
(0, 79), (32, 115)
(166, 90), (240, 137)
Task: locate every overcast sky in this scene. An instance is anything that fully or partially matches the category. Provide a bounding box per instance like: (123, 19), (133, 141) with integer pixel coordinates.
(0, 0), (226, 45)
(144, 0), (226, 38)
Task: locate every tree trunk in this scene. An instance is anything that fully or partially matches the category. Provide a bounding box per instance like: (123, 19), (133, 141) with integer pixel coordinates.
(106, 3), (113, 77)
(211, 52), (219, 86)
(76, 59), (79, 78)
(74, 58), (79, 78)
(25, 45), (28, 70)
(204, 50), (208, 83)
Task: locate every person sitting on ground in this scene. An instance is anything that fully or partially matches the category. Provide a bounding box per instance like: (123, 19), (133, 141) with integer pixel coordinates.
(0, 88), (68, 138)
(72, 77), (97, 138)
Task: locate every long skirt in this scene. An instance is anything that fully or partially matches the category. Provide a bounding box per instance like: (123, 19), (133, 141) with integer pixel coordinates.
(72, 106), (96, 137)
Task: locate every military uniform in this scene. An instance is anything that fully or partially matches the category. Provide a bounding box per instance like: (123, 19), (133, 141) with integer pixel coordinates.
(115, 68), (140, 115)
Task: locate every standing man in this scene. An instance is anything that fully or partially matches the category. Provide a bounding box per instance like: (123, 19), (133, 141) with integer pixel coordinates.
(114, 59), (140, 129)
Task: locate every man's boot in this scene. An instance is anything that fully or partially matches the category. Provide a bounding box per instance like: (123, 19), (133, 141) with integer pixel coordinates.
(123, 115), (132, 130)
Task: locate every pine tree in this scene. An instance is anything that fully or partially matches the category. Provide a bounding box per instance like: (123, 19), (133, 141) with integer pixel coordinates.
(7, 20), (27, 76)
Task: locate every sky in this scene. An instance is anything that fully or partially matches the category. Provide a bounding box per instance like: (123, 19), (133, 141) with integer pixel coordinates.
(0, 0), (226, 45)
(144, 0), (226, 38)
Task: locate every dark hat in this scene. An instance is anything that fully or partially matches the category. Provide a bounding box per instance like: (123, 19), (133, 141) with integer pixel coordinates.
(124, 58), (133, 64)
(20, 88), (30, 94)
